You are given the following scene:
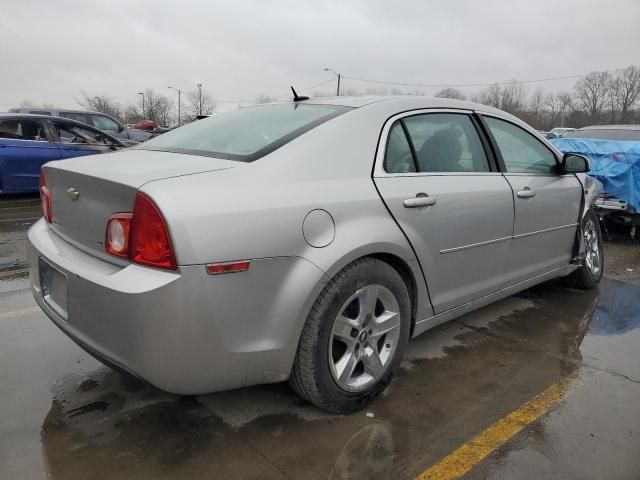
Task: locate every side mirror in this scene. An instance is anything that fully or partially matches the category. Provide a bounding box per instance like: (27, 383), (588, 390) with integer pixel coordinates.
(561, 153), (590, 174)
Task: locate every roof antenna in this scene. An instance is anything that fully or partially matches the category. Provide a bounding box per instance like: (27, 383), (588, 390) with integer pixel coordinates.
(291, 86), (309, 102)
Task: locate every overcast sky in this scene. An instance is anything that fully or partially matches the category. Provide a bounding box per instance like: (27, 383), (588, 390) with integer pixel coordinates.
(1, 0), (638, 112)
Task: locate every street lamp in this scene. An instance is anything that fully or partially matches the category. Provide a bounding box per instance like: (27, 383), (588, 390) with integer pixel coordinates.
(168, 86), (182, 126)
(196, 83), (203, 116)
(138, 92), (145, 118)
(324, 67), (341, 96)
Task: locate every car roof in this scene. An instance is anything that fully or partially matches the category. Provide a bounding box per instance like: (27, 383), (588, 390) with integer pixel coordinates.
(8, 107), (111, 116)
(0, 112), (61, 120)
(578, 124), (640, 131)
(274, 95), (515, 117)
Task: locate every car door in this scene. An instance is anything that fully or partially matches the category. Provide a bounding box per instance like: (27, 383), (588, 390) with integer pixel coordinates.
(373, 110), (515, 314)
(481, 115), (582, 283)
(0, 117), (60, 192)
(51, 119), (115, 159)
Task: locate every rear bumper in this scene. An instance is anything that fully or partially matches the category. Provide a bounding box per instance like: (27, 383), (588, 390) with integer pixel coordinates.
(28, 219), (327, 394)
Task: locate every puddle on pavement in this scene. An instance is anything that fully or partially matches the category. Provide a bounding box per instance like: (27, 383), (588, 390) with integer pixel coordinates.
(36, 279), (637, 480)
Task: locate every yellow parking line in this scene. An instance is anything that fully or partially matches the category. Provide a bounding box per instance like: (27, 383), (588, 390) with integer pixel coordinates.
(0, 268), (29, 278)
(0, 307), (40, 320)
(416, 378), (572, 480)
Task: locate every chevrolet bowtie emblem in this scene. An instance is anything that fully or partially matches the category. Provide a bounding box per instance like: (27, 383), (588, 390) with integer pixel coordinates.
(67, 187), (80, 201)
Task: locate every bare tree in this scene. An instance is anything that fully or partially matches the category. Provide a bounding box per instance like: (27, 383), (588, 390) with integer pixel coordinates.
(434, 88), (466, 100)
(139, 89), (173, 125)
(556, 91), (575, 127)
(574, 72), (611, 121)
(500, 81), (526, 114)
(473, 83), (501, 108)
(542, 93), (560, 128)
(182, 87), (216, 122)
(76, 93), (122, 120)
(471, 81), (525, 114)
(529, 88), (544, 116)
(123, 105), (142, 124)
(610, 66), (640, 122)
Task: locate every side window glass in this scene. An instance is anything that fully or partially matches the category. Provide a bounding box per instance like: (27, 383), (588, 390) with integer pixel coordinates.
(29, 110), (52, 116)
(0, 120), (46, 140)
(59, 112), (90, 125)
(484, 117), (557, 174)
(403, 114), (489, 173)
(92, 115), (120, 132)
(54, 122), (109, 145)
(384, 122), (415, 173)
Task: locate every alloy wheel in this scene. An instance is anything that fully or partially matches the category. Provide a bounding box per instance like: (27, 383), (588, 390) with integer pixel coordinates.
(328, 284), (401, 392)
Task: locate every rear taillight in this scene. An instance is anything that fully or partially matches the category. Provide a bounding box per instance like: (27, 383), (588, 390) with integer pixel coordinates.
(39, 168), (52, 224)
(105, 193), (176, 270)
(130, 193), (176, 270)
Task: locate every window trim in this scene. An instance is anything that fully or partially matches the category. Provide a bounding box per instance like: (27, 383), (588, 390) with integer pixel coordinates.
(477, 113), (562, 176)
(374, 108), (499, 178)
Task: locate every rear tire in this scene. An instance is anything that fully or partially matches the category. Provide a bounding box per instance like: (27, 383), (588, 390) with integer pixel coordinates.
(566, 210), (604, 289)
(290, 258), (411, 413)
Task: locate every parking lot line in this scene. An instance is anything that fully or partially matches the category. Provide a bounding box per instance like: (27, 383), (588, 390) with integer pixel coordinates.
(0, 307), (40, 320)
(415, 377), (573, 480)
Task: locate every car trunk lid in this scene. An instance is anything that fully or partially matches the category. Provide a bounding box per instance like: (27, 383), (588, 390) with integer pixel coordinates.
(43, 149), (239, 263)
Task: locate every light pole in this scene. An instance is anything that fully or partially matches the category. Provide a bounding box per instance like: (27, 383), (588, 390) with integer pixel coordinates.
(168, 86), (182, 126)
(138, 92), (145, 119)
(324, 67), (341, 96)
(197, 83), (203, 116)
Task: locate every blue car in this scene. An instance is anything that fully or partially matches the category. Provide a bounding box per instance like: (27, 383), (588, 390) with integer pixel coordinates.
(0, 113), (125, 193)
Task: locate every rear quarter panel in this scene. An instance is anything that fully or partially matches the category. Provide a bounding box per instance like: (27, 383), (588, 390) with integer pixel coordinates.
(141, 105), (433, 322)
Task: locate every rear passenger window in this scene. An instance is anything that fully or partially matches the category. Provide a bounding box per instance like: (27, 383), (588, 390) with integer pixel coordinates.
(0, 119), (47, 140)
(59, 112), (90, 125)
(53, 121), (110, 145)
(401, 114), (490, 173)
(384, 123), (415, 173)
(484, 117), (557, 174)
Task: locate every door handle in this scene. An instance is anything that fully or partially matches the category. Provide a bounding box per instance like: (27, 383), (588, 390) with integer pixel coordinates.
(404, 196), (437, 208)
(517, 188), (536, 199)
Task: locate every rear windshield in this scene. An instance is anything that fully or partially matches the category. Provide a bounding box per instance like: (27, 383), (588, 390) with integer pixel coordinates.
(137, 104), (350, 161)
(568, 128), (640, 141)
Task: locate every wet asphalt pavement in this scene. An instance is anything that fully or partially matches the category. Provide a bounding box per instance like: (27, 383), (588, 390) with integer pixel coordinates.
(1, 194), (639, 479)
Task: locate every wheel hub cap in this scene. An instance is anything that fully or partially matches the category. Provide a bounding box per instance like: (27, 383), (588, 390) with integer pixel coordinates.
(328, 284), (401, 392)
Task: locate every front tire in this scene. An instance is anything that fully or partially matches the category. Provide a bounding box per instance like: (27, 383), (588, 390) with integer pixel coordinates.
(290, 258), (411, 413)
(566, 210), (604, 289)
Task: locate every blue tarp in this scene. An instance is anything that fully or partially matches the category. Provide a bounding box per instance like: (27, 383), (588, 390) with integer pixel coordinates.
(550, 138), (640, 212)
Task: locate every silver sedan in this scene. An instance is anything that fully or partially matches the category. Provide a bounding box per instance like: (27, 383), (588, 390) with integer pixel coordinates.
(29, 96), (603, 412)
